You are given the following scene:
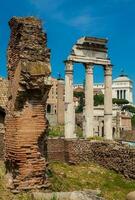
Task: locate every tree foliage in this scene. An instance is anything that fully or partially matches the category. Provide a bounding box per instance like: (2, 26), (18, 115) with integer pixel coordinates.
(74, 91), (84, 113)
(122, 105), (135, 113)
(74, 92), (105, 112)
(122, 105), (135, 129)
(74, 90), (131, 113)
(131, 115), (135, 129)
(112, 98), (129, 105)
(94, 94), (104, 106)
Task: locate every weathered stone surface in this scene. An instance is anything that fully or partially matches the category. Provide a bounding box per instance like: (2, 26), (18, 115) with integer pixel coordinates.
(0, 78), (8, 110)
(0, 77), (8, 160)
(126, 191), (135, 200)
(121, 130), (135, 142)
(32, 190), (104, 200)
(5, 17), (51, 191)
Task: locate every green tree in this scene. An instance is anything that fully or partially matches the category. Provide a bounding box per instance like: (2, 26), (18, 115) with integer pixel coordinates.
(74, 92), (105, 112)
(131, 115), (135, 129)
(122, 105), (135, 113)
(94, 93), (104, 106)
(122, 105), (135, 129)
(112, 98), (129, 106)
(74, 91), (84, 113)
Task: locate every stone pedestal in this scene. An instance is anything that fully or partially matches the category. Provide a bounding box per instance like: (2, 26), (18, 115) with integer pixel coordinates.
(84, 64), (94, 138)
(64, 61), (75, 138)
(104, 66), (112, 140)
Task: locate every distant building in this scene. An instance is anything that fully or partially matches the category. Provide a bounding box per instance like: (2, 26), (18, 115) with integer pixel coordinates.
(46, 77), (65, 125)
(112, 74), (133, 103)
(0, 76), (132, 138)
(93, 105), (131, 138)
(0, 78), (8, 158)
(46, 75), (132, 135)
(74, 73), (133, 104)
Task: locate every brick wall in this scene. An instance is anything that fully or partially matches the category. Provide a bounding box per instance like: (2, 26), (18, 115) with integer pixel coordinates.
(0, 133), (4, 159)
(5, 17), (51, 191)
(120, 130), (135, 142)
(47, 138), (65, 162)
(47, 138), (135, 179)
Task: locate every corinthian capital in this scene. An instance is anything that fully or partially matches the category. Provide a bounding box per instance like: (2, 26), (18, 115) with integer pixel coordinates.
(64, 60), (73, 72)
(84, 63), (94, 74)
(104, 65), (112, 76)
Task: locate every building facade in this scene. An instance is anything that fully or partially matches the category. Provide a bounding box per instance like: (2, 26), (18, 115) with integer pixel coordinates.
(0, 76), (132, 139)
(74, 74), (133, 104)
(46, 75), (132, 136)
(46, 77), (65, 125)
(112, 75), (133, 103)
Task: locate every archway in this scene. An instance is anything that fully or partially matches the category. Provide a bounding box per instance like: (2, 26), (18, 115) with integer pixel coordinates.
(47, 104), (51, 113)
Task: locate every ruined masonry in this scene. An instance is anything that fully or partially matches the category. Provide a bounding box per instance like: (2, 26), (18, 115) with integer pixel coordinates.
(5, 17), (51, 191)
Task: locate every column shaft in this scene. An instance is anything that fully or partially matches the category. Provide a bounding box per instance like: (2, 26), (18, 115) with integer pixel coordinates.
(64, 61), (75, 138)
(84, 64), (94, 138)
(104, 65), (113, 140)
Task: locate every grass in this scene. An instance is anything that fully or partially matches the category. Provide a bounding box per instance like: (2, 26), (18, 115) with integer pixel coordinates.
(88, 136), (104, 141)
(48, 125), (104, 140)
(0, 161), (32, 200)
(49, 161), (135, 200)
(48, 126), (64, 137)
(0, 161), (135, 200)
(48, 125), (83, 138)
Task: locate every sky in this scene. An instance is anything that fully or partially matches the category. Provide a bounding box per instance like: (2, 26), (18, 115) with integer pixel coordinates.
(0, 0), (135, 85)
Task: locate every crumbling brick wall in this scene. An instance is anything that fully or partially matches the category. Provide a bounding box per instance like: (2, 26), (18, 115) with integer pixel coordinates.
(5, 17), (51, 191)
(47, 138), (135, 179)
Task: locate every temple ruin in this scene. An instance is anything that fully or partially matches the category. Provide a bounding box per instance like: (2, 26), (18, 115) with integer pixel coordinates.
(5, 17), (51, 191)
(65, 37), (113, 140)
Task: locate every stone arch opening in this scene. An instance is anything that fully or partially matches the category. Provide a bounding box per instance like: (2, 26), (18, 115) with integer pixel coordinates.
(112, 127), (115, 138)
(47, 104), (51, 113)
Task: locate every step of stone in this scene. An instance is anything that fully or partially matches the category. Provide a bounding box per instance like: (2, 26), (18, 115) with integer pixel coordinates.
(32, 190), (105, 200)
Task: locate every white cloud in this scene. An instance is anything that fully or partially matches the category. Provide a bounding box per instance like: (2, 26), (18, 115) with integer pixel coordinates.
(68, 15), (91, 28)
(29, 0), (65, 12)
(28, 0), (96, 31)
(51, 12), (93, 31)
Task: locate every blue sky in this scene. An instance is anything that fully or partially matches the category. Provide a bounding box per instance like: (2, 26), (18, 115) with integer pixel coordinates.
(0, 0), (135, 85)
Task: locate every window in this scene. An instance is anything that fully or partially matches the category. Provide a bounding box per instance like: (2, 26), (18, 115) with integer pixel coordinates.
(47, 104), (51, 113)
(120, 90), (122, 99)
(117, 90), (119, 99)
(124, 90), (126, 99)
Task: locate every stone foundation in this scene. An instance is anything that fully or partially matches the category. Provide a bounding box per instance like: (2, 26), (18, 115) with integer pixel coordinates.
(47, 138), (135, 179)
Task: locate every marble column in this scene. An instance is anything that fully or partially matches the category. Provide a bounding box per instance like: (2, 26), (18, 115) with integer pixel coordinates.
(104, 65), (113, 140)
(64, 60), (76, 138)
(84, 63), (94, 138)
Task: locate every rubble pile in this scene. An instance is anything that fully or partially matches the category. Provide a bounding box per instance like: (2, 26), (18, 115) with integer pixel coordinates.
(5, 17), (51, 191)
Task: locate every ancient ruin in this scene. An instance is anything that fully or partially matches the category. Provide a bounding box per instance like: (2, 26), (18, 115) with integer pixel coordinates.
(65, 37), (113, 140)
(5, 17), (51, 191)
(0, 78), (8, 159)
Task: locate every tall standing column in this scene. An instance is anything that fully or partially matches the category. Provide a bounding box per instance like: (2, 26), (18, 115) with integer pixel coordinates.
(84, 63), (94, 138)
(104, 65), (113, 140)
(64, 60), (76, 138)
